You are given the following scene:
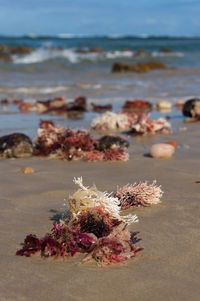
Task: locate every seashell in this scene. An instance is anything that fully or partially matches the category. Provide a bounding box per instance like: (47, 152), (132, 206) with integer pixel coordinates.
(150, 143), (175, 158)
(165, 140), (177, 148)
(21, 167), (35, 174)
(156, 100), (172, 112)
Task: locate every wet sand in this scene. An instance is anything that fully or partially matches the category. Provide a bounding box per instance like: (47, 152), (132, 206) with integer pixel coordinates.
(0, 123), (200, 301)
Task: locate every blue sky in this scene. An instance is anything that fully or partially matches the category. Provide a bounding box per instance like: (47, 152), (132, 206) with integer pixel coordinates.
(0, 0), (199, 36)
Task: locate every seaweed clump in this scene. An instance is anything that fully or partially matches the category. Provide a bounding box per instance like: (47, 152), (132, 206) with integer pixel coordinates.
(91, 111), (171, 135)
(34, 121), (130, 162)
(16, 177), (142, 266)
(114, 181), (163, 209)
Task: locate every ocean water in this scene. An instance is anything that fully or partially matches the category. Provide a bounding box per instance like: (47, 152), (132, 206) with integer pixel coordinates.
(0, 35), (199, 137)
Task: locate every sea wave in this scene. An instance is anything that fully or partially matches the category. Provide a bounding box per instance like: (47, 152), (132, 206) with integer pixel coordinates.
(0, 86), (70, 94)
(12, 48), (134, 64)
(151, 51), (184, 57)
(12, 47), (184, 64)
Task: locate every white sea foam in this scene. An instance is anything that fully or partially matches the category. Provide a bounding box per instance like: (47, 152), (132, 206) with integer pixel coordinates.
(0, 86), (70, 94)
(12, 47), (184, 65)
(12, 48), (136, 64)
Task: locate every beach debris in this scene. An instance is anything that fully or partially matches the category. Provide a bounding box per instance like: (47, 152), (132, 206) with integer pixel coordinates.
(91, 103), (112, 113)
(35, 96), (67, 115)
(34, 121), (96, 159)
(84, 148), (129, 162)
(122, 99), (152, 114)
(0, 133), (33, 158)
(91, 111), (137, 131)
(129, 114), (172, 135)
(182, 98), (200, 121)
(156, 100), (172, 112)
(21, 167), (35, 174)
(160, 47), (172, 53)
(91, 112), (172, 135)
(68, 177), (138, 224)
(18, 101), (35, 113)
(112, 61), (167, 73)
(34, 121), (129, 162)
(17, 96), (87, 116)
(114, 181), (163, 209)
(16, 177), (142, 266)
(149, 143), (175, 158)
(67, 96), (87, 112)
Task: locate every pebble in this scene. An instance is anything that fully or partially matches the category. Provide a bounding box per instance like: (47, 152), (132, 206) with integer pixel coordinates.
(150, 143), (175, 159)
(21, 167), (35, 174)
(156, 100), (172, 111)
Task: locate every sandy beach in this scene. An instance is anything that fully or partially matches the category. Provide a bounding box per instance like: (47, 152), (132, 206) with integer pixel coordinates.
(0, 122), (199, 301)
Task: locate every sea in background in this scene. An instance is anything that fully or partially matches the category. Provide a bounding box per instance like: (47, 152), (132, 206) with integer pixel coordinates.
(0, 35), (200, 137)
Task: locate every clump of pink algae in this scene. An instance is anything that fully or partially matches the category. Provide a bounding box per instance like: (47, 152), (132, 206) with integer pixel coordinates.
(16, 178), (163, 266)
(16, 178), (143, 266)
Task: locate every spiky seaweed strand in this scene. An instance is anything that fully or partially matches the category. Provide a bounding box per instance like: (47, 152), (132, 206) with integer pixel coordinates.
(115, 181), (163, 209)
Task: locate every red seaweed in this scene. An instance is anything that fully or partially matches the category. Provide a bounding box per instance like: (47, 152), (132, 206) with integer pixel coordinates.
(34, 121), (129, 161)
(122, 99), (152, 114)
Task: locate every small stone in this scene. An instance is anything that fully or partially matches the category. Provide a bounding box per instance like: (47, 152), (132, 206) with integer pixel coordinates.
(156, 100), (172, 111)
(150, 143), (175, 159)
(182, 98), (200, 117)
(21, 167), (35, 174)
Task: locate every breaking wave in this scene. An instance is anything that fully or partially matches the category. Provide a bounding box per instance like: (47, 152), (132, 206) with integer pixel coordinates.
(0, 85), (70, 94)
(12, 47), (184, 64)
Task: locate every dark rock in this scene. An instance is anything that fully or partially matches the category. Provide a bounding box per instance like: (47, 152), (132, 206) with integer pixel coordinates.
(97, 136), (129, 151)
(0, 99), (9, 104)
(10, 46), (32, 55)
(112, 61), (167, 73)
(91, 103), (112, 113)
(160, 47), (172, 53)
(182, 98), (200, 117)
(0, 133), (33, 158)
(67, 96), (87, 112)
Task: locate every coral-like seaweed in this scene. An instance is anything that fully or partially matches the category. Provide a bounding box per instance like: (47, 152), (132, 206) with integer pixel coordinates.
(34, 121), (129, 162)
(115, 181), (163, 209)
(83, 148), (129, 162)
(130, 114), (171, 135)
(68, 177), (138, 225)
(16, 177), (143, 266)
(91, 111), (171, 135)
(91, 111), (136, 131)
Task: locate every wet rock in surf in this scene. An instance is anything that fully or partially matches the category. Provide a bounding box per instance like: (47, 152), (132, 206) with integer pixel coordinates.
(0, 133), (33, 158)
(112, 61), (167, 73)
(182, 98), (200, 118)
(160, 47), (172, 53)
(97, 136), (129, 151)
(10, 46), (32, 55)
(122, 99), (152, 114)
(91, 103), (112, 113)
(67, 96), (87, 112)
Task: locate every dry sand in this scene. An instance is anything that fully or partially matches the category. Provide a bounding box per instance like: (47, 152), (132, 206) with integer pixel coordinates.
(0, 124), (200, 301)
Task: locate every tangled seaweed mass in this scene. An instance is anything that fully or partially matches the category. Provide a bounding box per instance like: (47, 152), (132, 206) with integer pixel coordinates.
(34, 121), (129, 161)
(91, 112), (171, 135)
(16, 177), (163, 266)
